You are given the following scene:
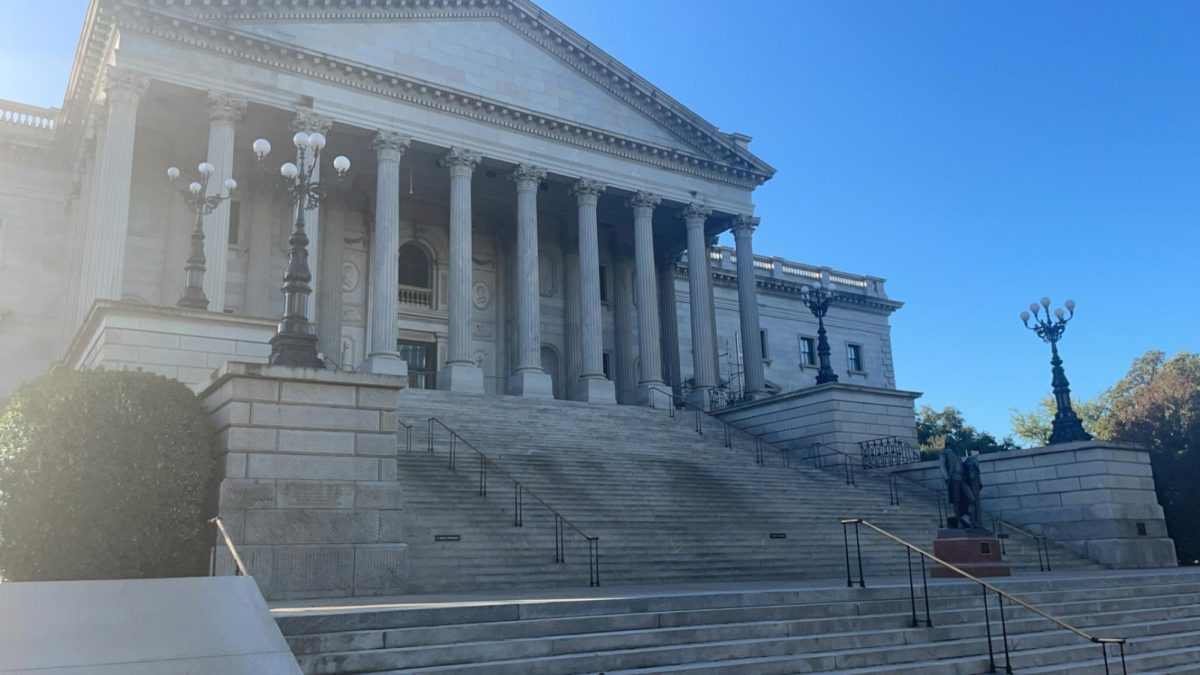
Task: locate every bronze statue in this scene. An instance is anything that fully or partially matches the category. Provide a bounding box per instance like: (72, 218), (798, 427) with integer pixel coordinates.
(941, 447), (983, 529)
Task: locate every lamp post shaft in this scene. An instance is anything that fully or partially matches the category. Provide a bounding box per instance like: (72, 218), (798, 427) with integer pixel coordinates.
(1021, 299), (1091, 445)
(268, 146), (324, 368)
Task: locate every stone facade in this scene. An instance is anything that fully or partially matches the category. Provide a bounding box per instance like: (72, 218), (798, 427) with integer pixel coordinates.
(888, 441), (1177, 568)
(202, 363), (407, 600)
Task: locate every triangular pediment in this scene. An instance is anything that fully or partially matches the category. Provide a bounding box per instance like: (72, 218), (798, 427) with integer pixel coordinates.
(234, 16), (697, 153)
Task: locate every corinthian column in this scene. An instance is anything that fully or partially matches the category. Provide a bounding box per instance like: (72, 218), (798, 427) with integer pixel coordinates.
(507, 164), (553, 397)
(361, 131), (411, 376)
(613, 243), (637, 404)
(569, 178), (616, 404)
(80, 67), (149, 308)
(202, 92), (247, 312)
(437, 147), (484, 392)
(562, 230), (581, 395)
(683, 203), (717, 408)
(630, 192), (665, 405)
(733, 215), (767, 399)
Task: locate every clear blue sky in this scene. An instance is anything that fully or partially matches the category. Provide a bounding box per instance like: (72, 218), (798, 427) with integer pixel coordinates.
(3, 1), (1197, 440)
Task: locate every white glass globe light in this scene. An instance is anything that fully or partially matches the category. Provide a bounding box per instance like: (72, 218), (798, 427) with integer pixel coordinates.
(188, 182), (202, 195)
(1065, 299), (1076, 311)
(292, 131), (310, 148)
(166, 166), (180, 180)
(1029, 303), (1040, 314)
(280, 162), (299, 179)
(198, 162), (215, 176)
(332, 155), (350, 173)
(1020, 311), (1031, 322)
(1040, 296), (1051, 307)
(252, 138), (271, 158)
(224, 178), (238, 191)
(308, 132), (326, 149)
(1054, 308), (1065, 319)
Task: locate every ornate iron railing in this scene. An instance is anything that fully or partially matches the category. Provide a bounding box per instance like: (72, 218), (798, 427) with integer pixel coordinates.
(859, 435), (920, 469)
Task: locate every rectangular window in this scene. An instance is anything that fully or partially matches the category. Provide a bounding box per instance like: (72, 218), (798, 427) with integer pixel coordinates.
(759, 329), (771, 364)
(799, 337), (816, 366)
(602, 352), (612, 379)
(847, 343), (864, 372)
(227, 201), (241, 246)
(598, 265), (609, 303)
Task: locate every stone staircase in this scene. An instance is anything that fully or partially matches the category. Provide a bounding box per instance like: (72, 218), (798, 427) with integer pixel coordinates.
(389, 390), (1097, 594)
(276, 569), (1200, 673)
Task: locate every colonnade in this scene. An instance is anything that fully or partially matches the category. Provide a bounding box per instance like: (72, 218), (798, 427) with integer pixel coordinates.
(73, 66), (769, 408)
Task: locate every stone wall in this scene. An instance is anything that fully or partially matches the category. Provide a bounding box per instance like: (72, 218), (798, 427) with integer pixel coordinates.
(714, 382), (920, 466)
(65, 301), (274, 389)
(888, 441), (1177, 568)
(203, 362), (407, 600)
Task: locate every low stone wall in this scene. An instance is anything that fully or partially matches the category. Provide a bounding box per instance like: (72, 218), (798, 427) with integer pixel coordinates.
(888, 441), (1177, 568)
(203, 362), (408, 600)
(714, 382), (920, 466)
(65, 300), (275, 389)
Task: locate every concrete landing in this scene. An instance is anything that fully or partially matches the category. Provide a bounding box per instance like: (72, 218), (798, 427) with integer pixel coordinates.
(0, 576), (300, 674)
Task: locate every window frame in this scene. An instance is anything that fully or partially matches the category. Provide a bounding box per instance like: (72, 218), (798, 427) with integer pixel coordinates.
(846, 342), (866, 374)
(799, 336), (816, 367)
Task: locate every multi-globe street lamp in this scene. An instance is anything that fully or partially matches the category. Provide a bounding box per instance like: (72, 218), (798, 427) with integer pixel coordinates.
(800, 280), (839, 384)
(166, 162), (237, 310)
(252, 131), (350, 368)
(1020, 297), (1093, 444)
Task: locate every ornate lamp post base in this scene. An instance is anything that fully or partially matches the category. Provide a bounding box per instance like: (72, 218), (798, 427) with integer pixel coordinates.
(177, 292), (209, 311)
(1050, 417), (1093, 444)
(269, 330), (323, 368)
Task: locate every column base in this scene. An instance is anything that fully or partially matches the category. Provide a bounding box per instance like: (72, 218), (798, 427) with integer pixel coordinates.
(507, 370), (554, 398)
(361, 352), (409, 379)
(437, 362), (484, 393)
(686, 386), (713, 411)
(635, 381), (670, 407)
(570, 377), (616, 404)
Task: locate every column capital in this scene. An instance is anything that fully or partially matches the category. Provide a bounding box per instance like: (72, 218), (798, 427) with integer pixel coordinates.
(570, 178), (607, 203)
(291, 109), (333, 134)
(440, 146), (481, 174)
(372, 131), (411, 160)
(627, 191), (661, 211)
(681, 202), (712, 227)
(206, 92), (248, 122)
(512, 163), (547, 187)
(731, 214), (760, 237)
(103, 67), (149, 104)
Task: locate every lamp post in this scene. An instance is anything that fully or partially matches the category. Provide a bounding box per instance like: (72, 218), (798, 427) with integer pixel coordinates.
(1021, 297), (1093, 444)
(166, 162), (237, 310)
(800, 280), (839, 384)
(251, 131), (350, 368)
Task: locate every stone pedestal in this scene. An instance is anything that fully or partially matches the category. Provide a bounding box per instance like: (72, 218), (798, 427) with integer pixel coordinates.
(360, 353), (408, 377)
(932, 529), (1011, 578)
(571, 377), (617, 404)
(507, 371), (554, 398)
(437, 362), (484, 394)
(202, 362), (408, 600)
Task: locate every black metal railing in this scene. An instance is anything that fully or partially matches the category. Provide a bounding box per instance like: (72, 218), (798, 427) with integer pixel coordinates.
(859, 435), (921, 469)
(398, 417), (413, 453)
(644, 386), (793, 467)
(841, 518), (1125, 674)
(209, 516), (249, 577)
(426, 417), (599, 586)
(992, 516), (1053, 572)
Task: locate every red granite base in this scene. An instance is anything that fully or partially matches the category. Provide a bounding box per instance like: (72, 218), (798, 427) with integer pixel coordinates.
(931, 536), (1012, 578)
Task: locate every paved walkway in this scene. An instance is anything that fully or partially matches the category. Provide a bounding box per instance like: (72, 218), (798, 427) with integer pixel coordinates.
(268, 566), (1200, 617)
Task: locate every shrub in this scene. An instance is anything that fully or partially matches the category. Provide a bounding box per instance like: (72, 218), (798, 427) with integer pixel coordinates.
(0, 369), (216, 581)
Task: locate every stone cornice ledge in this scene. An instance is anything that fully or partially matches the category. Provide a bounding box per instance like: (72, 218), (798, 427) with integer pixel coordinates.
(200, 361), (406, 400)
(715, 381), (923, 415)
(102, 0), (769, 189)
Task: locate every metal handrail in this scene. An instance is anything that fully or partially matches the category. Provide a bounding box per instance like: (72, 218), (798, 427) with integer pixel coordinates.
(397, 417), (413, 453)
(841, 518), (1125, 674)
(643, 385), (793, 466)
(426, 417), (599, 586)
(209, 516), (249, 577)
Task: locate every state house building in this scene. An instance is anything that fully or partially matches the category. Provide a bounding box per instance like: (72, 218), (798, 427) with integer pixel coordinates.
(0, 0), (902, 410)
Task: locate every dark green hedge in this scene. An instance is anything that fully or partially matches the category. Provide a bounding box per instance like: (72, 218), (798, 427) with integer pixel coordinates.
(0, 369), (216, 582)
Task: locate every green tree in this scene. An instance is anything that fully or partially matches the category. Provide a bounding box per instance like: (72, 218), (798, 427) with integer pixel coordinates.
(0, 370), (216, 582)
(1009, 395), (1113, 447)
(916, 405), (1020, 461)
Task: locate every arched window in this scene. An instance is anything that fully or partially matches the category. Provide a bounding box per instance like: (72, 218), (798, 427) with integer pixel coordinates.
(398, 243), (431, 289)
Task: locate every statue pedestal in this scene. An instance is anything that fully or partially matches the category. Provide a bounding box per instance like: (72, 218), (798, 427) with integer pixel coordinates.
(931, 528), (1011, 579)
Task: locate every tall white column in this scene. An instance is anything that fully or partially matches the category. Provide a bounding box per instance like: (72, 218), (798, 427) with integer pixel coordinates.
(630, 192), (665, 405)
(361, 131), (411, 376)
(659, 252), (684, 402)
(80, 67), (148, 308)
(561, 231), (581, 398)
(683, 203), (717, 409)
(291, 111), (333, 338)
(202, 92), (246, 312)
(733, 215), (767, 399)
(437, 147), (484, 392)
(58, 131), (96, 357)
(613, 244), (637, 404)
(508, 164), (553, 397)
(569, 178), (616, 404)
